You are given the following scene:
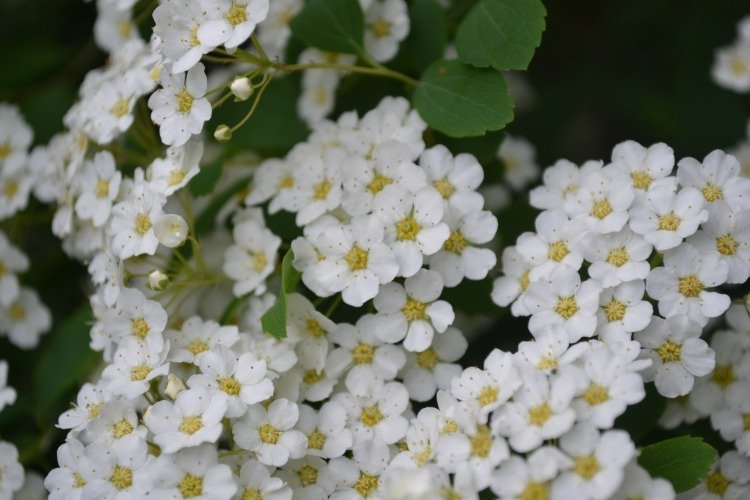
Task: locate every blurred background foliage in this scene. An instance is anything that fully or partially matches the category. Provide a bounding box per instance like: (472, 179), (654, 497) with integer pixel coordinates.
(0, 0), (748, 476)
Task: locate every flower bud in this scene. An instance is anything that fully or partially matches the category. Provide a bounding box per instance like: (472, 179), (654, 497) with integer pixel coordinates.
(147, 269), (169, 291)
(154, 214), (188, 248)
(165, 374), (186, 399)
(214, 124), (232, 143)
(230, 76), (252, 101)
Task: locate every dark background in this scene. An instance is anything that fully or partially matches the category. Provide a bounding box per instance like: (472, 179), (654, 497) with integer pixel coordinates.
(0, 0), (747, 477)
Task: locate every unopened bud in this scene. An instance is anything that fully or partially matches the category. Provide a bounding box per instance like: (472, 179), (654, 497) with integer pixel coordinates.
(214, 124), (232, 143)
(165, 374), (186, 399)
(147, 269), (169, 291)
(154, 214), (188, 248)
(230, 76), (252, 101)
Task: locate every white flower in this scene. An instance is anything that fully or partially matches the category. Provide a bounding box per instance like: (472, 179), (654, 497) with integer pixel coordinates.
(596, 280), (653, 340)
(147, 444), (237, 499)
(223, 219), (281, 296)
(102, 340), (170, 399)
(677, 150), (750, 209)
(492, 371), (576, 452)
(148, 63), (211, 147)
(305, 215), (399, 306)
(419, 144), (484, 211)
(147, 139), (203, 196)
(637, 315), (715, 398)
(390, 408), (441, 469)
(402, 326), (467, 402)
(44, 439), (97, 500)
(691, 450), (750, 500)
(498, 134), (539, 191)
(233, 398), (308, 467)
(80, 78), (138, 144)
(286, 293), (335, 370)
(189, 345), (273, 417)
(646, 244), (730, 326)
(0, 441), (24, 499)
(491, 246), (538, 316)
(429, 207), (498, 287)
(514, 327), (588, 374)
(198, 0), (269, 49)
(552, 423), (635, 500)
(689, 202), (750, 284)
(235, 460), (292, 500)
(363, 0), (410, 62)
(629, 185), (708, 251)
(0, 166), (32, 221)
(0, 360), (15, 413)
(85, 400), (147, 447)
(152, 0), (213, 73)
(691, 329), (750, 414)
(286, 146), (343, 225)
(57, 382), (109, 432)
(74, 151), (122, 227)
(516, 210), (584, 279)
(329, 440), (390, 499)
(489, 446), (566, 500)
(246, 157), (299, 213)
(374, 185), (450, 277)
(568, 169), (635, 234)
(712, 42), (750, 92)
(297, 402), (352, 459)
(581, 228), (653, 288)
(83, 438), (152, 498)
(166, 316), (240, 364)
(529, 159), (597, 212)
(104, 287), (167, 353)
(0, 231), (28, 306)
(611, 462), (675, 500)
(711, 382), (750, 456)
(0, 103), (33, 172)
(256, 0), (303, 60)
(606, 140), (676, 199)
(109, 186), (165, 259)
(524, 267), (601, 343)
(373, 269), (454, 351)
(451, 349), (521, 420)
(298, 68), (340, 126)
(0, 287), (51, 349)
(278, 456), (335, 499)
(333, 380), (410, 445)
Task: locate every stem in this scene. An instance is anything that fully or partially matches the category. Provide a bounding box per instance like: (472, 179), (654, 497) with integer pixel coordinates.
(230, 72), (274, 133)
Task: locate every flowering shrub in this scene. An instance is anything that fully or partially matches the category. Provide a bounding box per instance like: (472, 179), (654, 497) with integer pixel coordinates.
(1, 0), (750, 499)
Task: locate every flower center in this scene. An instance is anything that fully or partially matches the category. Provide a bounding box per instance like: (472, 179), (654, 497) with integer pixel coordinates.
(87, 403), (103, 418)
(603, 298), (627, 322)
(583, 384), (610, 405)
(477, 385), (499, 406)
(678, 274), (704, 298)
(169, 169), (187, 186)
(352, 342), (375, 364)
(179, 415), (203, 435)
(95, 178), (110, 198)
(706, 472), (730, 495)
(548, 240), (569, 262)
(371, 19), (391, 37)
(346, 245), (369, 271)
(73, 473), (87, 489)
(130, 364), (150, 381)
(591, 199), (612, 219)
(134, 213), (152, 236)
(3, 179), (19, 198)
(470, 425), (492, 458)
(395, 216), (421, 241)
(176, 89), (194, 114)
(259, 422), (281, 444)
(250, 250), (268, 273)
(110, 465), (133, 490)
(186, 339), (208, 355)
(219, 376), (241, 396)
(520, 482), (550, 500)
(242, 489), (263, 500)
(573, 456), (600, 480)
(226, 2), (247, 25)
(711, 365), (735, 389)
(701, 183), (723, 202)
(112, 419), (134, 438)
(555, 296), (579, 319)
(298, 464), (319, 486)
(8, 303), (25, 321)
(416, 348), (439, 370)
(179, 474), (204, 498)
(657, 212), (680, 231)
(536, 357), (558, 371)
(360, 405), (384, 426)
(656, 340), (682, 363)
(731, 58), (749, 75)
(367, 172), (392, 194)
(354, 472), (379, 497)
(519, 269), (530, 291)
(716, 234), (738, 256)
(131, 318), (149, 340)
(111, 98), (130, 118)
(744, 413), (750, 431)
(303, 369), (325, 384)
(306, 319), (325, 337)
(606, 247), (629, 267)
(307, 429), (327, 450)
(0, 142), (12, 160)
(278, 174), (294, 190)
(444, 230), (467, 254)
(433, 178), (455, 199)
(631, 170), (653, 190)
(527, 403), (552, 426)
(402, 297), (427, 321)
(312, 179), (332, 201)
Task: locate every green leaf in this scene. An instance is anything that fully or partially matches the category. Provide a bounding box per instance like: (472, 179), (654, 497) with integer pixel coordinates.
(614, 383), (666, 444)
(260, 250), (302, 339)
(194, 175), (252, 235)
(404, 0), (447, 75)
(32, 306), (98, 416)
(290, 0), (365, 55)
(456, 0), (546, 71)
(413, 59), (514, 137)
(638, 436), (717, 492)
(188, 153), (225, 197)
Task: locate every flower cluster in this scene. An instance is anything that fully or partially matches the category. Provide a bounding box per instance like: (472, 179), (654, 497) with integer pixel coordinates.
(712, 16), (750, 93)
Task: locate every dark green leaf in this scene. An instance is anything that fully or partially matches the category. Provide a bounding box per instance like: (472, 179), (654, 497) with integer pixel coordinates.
(290, 0), (365, 55)
(32, 306), (98, 416)
(404, 0), (447, 74)
(413, 59), (514, 137)
(194, 175), (252, 235)
(638, 436), (717, 492)
(456, 0), (546, 71)
(260, 250), (302, 339)
(614, 383), (667, 444)
(188, 154), (225, 197)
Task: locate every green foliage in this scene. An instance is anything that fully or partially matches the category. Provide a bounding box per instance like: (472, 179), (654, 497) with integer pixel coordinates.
(413, 59), (514, 137)
(290, 0), (365, 55)
(456, 0), (547, 71)
(32, 306), (98, 417)
(614, 383), (667, 444)
(638, 436), (717, 492)
(188, 154), (225, 197)
(260, 250), (302, 339)
(194, 175), (252, 235)
(404, 0), (447, 74)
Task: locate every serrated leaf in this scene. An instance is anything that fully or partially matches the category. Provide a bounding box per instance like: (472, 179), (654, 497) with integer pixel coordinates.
(32, 306), (97, 416)
(638, 435), (717, 492)
(456, 0), (546, 71)
(290, 0), (365, 55)
(260, 250), (302, 339)
(404, 0), (447, 75)
(413, 59), (514, 137)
